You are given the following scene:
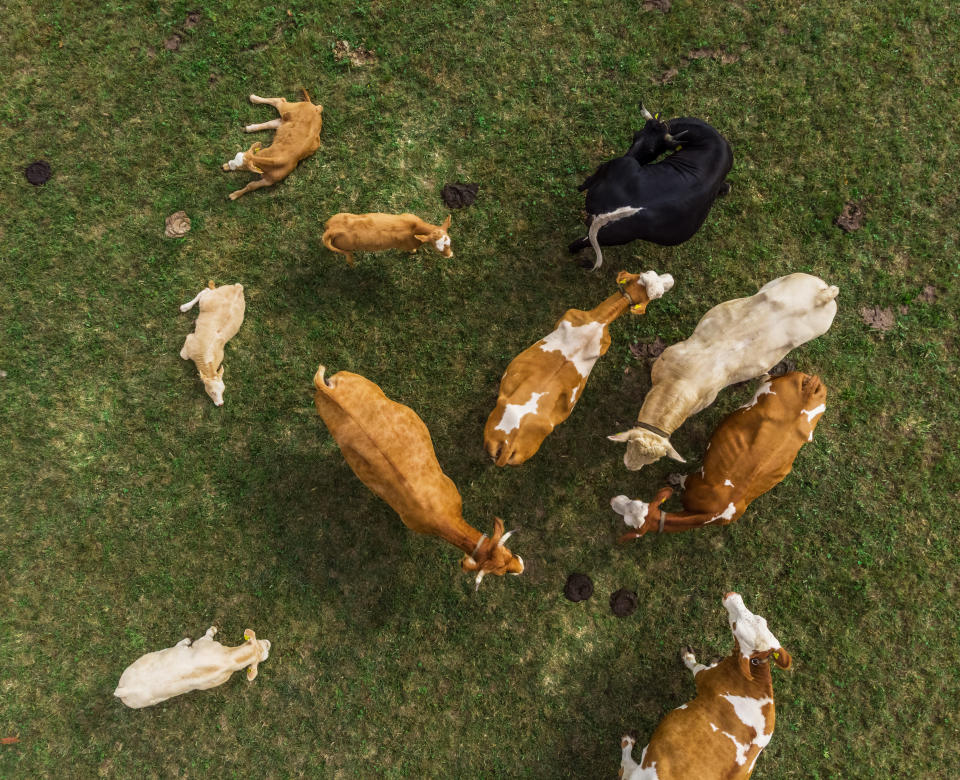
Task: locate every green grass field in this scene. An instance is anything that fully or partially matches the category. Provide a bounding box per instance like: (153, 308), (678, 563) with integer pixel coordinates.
(2, 0), (958, 776)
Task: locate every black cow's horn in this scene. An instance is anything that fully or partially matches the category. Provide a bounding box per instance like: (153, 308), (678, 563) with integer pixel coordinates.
(665, 130), (688, 142)
(639, 103), (655, 121)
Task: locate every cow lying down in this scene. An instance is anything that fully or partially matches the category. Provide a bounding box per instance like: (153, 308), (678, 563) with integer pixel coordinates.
(612, 372), (827, 539)
(619, 593), (792, 780)
(610, 273), (838, 470)
(322, 213), (453, 267)
(114, 627), (271, 709)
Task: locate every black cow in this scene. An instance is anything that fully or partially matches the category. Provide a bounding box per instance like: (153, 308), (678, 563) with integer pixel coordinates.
(569, 107), (733, 270)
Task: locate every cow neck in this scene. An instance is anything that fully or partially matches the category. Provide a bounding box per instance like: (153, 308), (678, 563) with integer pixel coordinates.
(636, 378), (699, 435)
(587, 286), (646, 327)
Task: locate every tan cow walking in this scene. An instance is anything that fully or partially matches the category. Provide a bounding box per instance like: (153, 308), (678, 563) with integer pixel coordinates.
(314, 366), (523, 588)
(619, 593), (792, 780)
(613, 371), (827, 538)
(179, 281), (245, 406)
(484, 270), (673, 466)
(321, 213), (453, 266)
(223, 91), (323, 200)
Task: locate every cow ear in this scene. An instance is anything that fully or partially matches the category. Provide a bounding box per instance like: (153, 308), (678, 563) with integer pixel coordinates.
(441, 215), (451, 231)
(414, 234), (430, 243)
(664, 441), (686, 463)
(608, 430), (637, 443)
(773, 648), (792, 670)
(246, 662), (259, 681)
(490, 517), (505, 545)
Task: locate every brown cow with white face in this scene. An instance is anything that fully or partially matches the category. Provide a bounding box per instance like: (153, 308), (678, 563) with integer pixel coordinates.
(313, 366), (522, 588)
(612, 372), (826, 538)
(619, 593), (792, 780)
(484, 270), (673, 466)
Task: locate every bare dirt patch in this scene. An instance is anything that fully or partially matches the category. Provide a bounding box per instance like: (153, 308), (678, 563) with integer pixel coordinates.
(654, 47), (741, 84)
(836, 200), (865, 232)
(184, 12), (201, 29)
(860, 306), (895, 332)
(629, 336), (667, 362)
(164, 34), (182, 52)
(333, 40), (378, 66)
(643, 0), (671, 11)
(915, 285), (938, 303)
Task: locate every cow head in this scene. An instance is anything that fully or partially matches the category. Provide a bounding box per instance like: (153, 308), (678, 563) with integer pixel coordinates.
(607, 427), (686, 470)
(628, 104), (685, 164)
(242, 629), (272, 681)
(415, 215), (453, 258)
(617, 270), (675, 314)
(723, 593), (792, 681)
(460, 518), (524, 589)
(611, 486), (673, 540)
(222, 142), (265, 174)
(202, 366), (226, 406)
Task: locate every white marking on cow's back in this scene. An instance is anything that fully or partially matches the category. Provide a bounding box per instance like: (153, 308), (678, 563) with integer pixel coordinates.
(707, 502), (737, 523)
(740, 380), (775, 410)
(717, 694), (774, 765)
(724, 479), (735, 487)
(801, 403), (826, 423)
(494, 391), (546, 433)
(539, 320), (606, 377)
(633, 745), (660, 779)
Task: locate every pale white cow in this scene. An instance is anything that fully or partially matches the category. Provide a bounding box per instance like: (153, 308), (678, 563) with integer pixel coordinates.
(610, 273), (838, 470)
(114, 627), (271, 709)
(179, 281), (245, 406)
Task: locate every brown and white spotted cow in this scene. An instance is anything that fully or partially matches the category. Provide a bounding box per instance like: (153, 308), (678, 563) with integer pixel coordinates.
(612, 372), (826, 539)
(619, 593), (792, 780)
(314, 365), (523, 588)
(483, 270), (673, 466)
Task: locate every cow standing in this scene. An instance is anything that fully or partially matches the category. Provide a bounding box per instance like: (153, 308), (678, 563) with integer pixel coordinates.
(569, 106), (732, 270)
(612, 372), (827, 538)
(619, 593), (792, 780)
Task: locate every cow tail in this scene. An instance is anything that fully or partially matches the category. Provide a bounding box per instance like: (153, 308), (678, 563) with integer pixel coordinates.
(587, 206), (644, 271)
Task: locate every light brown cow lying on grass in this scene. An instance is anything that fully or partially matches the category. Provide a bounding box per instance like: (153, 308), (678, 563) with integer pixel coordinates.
(613, 371), (827, 539)
(619, 593), (791, 780)
(484, 270), (673, 466)
(314, 365), (522, 588)
(321, 213), (453, 266)
(179, 281), (245, 406)
(610, 273), (838, 470)
(114, 627), (271, 709)
(223, 91), (323, 200)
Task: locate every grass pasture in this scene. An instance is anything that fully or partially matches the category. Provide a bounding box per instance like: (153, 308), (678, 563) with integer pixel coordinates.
(2, 0), (959, 776)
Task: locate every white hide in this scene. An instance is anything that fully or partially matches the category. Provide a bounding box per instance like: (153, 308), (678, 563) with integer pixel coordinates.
(611, 495), (649, 529)
(723, 479), (735, 487)
(539, 320), (606, 377)
(638, 271), (675, 301)
(801, 403), (826, 424)
(114, 627), (271, 709)
(494, 391), (546, 434)
(723, 593), (783, 659)
(434, 234), (451, 252)
(710, 694), (774, 767)
(740, 380), (775, 410)
(227, 151), (246, 171)
(707, 502), (737, 524)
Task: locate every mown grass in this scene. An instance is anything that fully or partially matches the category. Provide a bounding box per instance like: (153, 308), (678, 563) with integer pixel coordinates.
(1, 0), (958, 777)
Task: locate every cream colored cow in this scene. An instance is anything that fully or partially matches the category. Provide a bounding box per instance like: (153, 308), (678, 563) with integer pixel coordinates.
(610, 273), (838, 470)
(179, 281), (245, 406)
(114, 627), (271, 709)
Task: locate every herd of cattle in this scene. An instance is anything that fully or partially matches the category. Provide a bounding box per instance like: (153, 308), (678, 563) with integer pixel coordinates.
(118, 91), (839, 778)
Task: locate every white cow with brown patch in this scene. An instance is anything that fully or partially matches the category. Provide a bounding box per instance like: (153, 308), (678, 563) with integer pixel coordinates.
(484, 271), (673, 466)
(610, 273), (838, 470)
(619, 593), (791, 780)
(114, 627), (271, 709)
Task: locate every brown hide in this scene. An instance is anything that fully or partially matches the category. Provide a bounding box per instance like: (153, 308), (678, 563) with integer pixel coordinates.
(638, 656), (778, 779)
(313, 366), (521, 577)
(620, 372), (826, 539)
(322, 213), (453, 266)
(484, 272), (662, 467)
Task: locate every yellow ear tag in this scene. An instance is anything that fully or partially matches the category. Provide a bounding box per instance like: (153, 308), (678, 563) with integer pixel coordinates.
(773, 652), (779, 659)
(244, 631), (252, 641)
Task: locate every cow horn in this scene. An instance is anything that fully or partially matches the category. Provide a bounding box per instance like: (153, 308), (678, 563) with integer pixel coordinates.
(640, 103), (655, 120)
(665, 130), (688, 143)
(474, 570), (486, 591)
(498, 529), (518, 547)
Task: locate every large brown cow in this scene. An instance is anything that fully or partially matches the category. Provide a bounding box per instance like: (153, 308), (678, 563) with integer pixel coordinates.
(612, 372), (826, 538)
(314, 366), (523, 587)
(484, 270), (674, 466)
(619, 593), (792, 780)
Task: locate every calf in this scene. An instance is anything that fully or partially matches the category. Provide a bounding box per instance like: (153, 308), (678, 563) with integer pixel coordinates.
(609, 273), (838, 470)
(114, 627), (271, 709)
(179, 281), (245, 406)
(322, 212), (453, 267)
(223, 91), (323, 200)
(484, 270), (674, 466)
(570, 105), (733, 270)
(619, 593), (792, 780)
(613, 372), (826, 539)
(314, 365), (522, 588)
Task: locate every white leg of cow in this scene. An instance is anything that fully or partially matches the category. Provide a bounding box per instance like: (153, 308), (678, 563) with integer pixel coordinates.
(180, 288), (209, 313)
(620, 735), (639, 777)
(681, 646), (708, 677)
(249, 94), (283, 108)
(201, 626), (217, 641)
(245, 118), (282, 133)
